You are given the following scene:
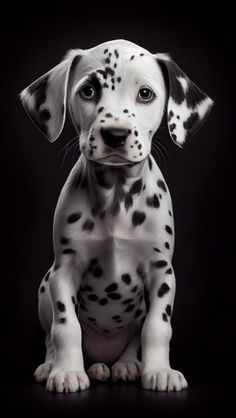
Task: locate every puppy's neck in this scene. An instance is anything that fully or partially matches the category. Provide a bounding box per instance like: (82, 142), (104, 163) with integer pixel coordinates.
(79, 155), (149, 216)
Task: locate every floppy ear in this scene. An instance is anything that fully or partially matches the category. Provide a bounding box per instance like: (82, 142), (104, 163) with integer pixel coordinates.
(156, 53), (214, 147)
(20, 54), (82, 142)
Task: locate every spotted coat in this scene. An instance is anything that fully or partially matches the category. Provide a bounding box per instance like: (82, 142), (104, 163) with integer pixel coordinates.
(20, 39), (213, 393)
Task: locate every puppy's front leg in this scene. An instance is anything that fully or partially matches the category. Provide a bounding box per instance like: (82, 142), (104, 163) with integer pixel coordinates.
(141, 258), (188, 391)
(46, 261), (89, 393)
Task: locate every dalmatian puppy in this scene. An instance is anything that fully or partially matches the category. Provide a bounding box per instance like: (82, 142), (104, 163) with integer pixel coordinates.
(20, 39), (213, 393)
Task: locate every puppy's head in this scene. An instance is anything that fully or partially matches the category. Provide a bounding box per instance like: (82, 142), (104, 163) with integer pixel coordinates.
(20, 39), (213, 166)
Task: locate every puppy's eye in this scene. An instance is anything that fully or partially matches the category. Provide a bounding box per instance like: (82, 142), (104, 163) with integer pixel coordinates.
(137, 87), (155, 102)
(79, 84), (96, 100)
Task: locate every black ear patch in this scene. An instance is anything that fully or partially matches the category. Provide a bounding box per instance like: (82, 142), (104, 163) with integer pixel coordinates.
(20, 54), (82, 142)
(156, 54), (214, 147)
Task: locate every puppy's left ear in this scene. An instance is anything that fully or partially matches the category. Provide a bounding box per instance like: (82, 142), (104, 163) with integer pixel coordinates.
(156, 53), (214, 147)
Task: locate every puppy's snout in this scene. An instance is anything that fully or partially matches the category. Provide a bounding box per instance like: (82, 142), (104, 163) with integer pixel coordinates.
(101, 128), (130, 149)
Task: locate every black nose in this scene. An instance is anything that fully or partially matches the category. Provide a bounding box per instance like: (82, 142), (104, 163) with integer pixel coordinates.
(101, 128), (130, 149)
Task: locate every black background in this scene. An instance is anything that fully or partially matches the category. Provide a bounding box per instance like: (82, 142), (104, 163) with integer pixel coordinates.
(2, 2), (234, 417)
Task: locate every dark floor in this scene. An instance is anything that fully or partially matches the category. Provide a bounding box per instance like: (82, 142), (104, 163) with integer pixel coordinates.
(3, 373), (233, 418)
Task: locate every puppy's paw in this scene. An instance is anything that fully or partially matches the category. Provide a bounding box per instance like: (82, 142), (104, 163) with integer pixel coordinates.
(34, 361), (52, 382)
(112, 361), (141, 382)
(87, 363), (110, 382)
(142, 368), (188, 392)
(46, 369), (90, 393)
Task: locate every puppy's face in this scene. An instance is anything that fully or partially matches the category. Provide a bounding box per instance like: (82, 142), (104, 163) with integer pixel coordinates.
(69, 41), (166, 165)
(20, 39), (213, 159)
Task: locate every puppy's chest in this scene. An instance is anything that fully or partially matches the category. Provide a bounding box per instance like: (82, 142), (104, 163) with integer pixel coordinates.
(78, 238), (148, 335)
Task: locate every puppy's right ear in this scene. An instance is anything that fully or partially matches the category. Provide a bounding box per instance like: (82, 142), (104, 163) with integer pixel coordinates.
(20, 53), (82, 142)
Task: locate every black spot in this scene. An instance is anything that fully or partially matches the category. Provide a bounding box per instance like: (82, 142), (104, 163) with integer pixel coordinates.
(104, 49), (108, 54)
(44, 271), (50, 282)
(115, 49), (119, 58)
(131, 285), (138, 293)
(62, 248), (76, 254)
(130, 55), (135, 60)
(100, 120), (105, 123)
(67, 213), (81, 223)
(136, 264), (146, 280)
(98, 106), (104, 113)
(165, 225), (173, 235)
(153, 260), (168, 269)
(123, 109), (129, 113)
(166, 268), (173, 275)
(57, 301), (65, 312)
(108, 293), (121, 300)
(172, 134), (177, 141)
(165, 242), (170, 250)
(40, 108), (51, 120)
(97, 69), (107, 80)
(121, 274), (131, 285)
(105, 283), (118, 293)
(71, 296), (75, 305)
(54, 264), (60, 271)
(125, 304), (135, 312)
(122, 298), (134, 305)
(168, 210), (172, 217)
(88, 317), (96, 322)
(169, 123), (176, 132)
(170, 73), (185, 104)
(186, 85), (206, 109)
(165, 304), (172, 316)
(138, 144), (142, 150)
(82, 220), (94, 232)
(111, 85), (115, 91)
(146, 194), (160, 208)
(130, 179), (142, 195)
(84, 285), (93, 292)
(135, 309), (142, 318)
(148, 156), (153, 170)
(177, 115), (180, 119)
(114, 63), (117, 68)
(183, 112), (199, 136)
(40, 286), (45, 293)
(117, 76), (121, 83)
(60, 237), (69, 245)
(134, 130), (138, 137)
(63, 249), (76, 255)
(153, 248), (161, 253)
(168, 110), (174, 121)
(157, 179), (167, 192)
(93, 267), (103, 278)
(162, 313), (168, 322)
(99, 298), (108, 305)
(88, 294), (98, 301)
(90, 258), (98, 266)
(105, 58), (110, 64)
(105, 67), (115, 76)
(112, 315), (121, 320)
(105, 113), (113, 118)
(124, 192), (133, 211)
(59, 318), (66, 324)
(158, 283), (170, 297)
(132, 211), (146, 227)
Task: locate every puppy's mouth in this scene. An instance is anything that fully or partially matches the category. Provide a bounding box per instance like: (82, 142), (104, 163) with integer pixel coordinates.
(95, 155), (132, 166)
